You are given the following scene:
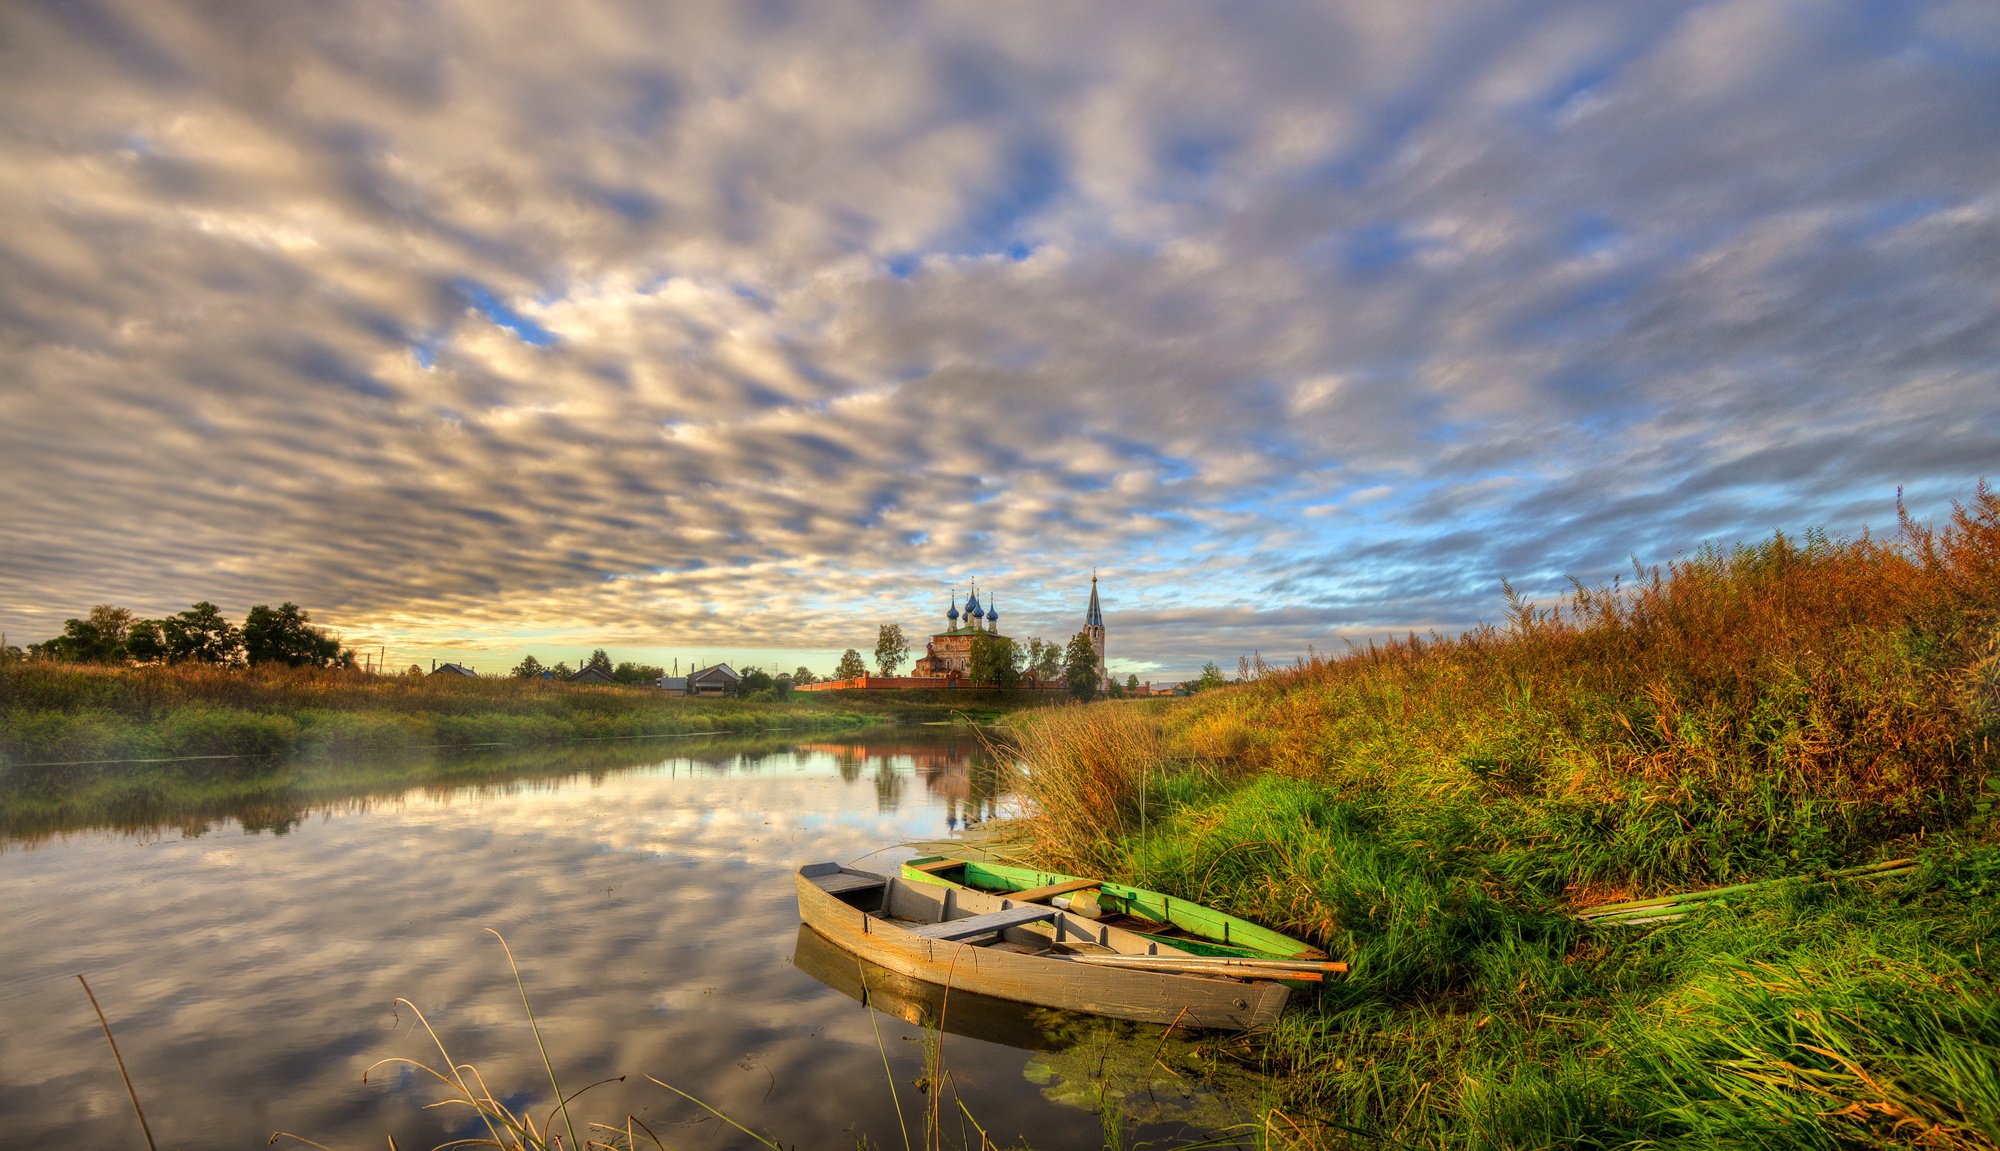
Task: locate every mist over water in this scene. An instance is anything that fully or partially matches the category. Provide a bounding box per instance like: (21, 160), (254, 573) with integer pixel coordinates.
(0, 728), (1251, 1148)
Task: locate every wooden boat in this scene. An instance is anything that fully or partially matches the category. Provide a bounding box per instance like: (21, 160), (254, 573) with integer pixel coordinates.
(900, 855), (1325, 962)
(796, 862), (1343, 1031)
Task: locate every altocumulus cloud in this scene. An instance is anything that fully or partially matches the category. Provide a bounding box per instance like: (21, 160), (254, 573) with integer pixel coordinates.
(1, 0), (1997, 677)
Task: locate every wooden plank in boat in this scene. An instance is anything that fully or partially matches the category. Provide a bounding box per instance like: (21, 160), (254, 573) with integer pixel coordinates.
(1009, 879), (1100, 903)
(907, 858), (963, 874)
(909, 904), (1058, 941)
(815, 872), (888, 896)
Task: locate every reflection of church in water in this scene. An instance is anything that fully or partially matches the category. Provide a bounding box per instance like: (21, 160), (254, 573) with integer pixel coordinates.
(801, 736), (1010, 830)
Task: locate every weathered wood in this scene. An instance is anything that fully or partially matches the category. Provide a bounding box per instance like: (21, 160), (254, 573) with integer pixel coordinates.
(908, 904), (1058, 941)
(1072, 954), (1347, 979)
(899, 855), (1328, 961)
(796, 863), (1293, 1031)
(1008, 879), (1101, 903)
(814, 872), (889, 896)
(1070, 956), (1328, 982)
(1075, 954), (1350, 973)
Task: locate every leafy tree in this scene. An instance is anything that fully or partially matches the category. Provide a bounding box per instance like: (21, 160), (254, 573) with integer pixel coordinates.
(1189, 661), (1228, 692)
(835, 649), (867, 680)
(792, 666), (819, 686)
(511, 654), (546, 679)
(969, 633), (1018, 688)
(613, 661), (665, 685)
(163, 602), (243, 666)
(740, 666), (776, 693)
(1126, 673), (1140, 692)
(549, 660), (573, 679)
(41, 605), (135, 663)
(1026, 637), (1063, 681)
(125, 620), (167, 664)
(243, 602), (346, 668)
(1063, 631), (1099, 703)
(874, 624), (909, 676)
(586, 649), (614, 673)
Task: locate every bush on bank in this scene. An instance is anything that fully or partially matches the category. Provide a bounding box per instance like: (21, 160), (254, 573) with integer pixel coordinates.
(1013, 484), (2000, 1149)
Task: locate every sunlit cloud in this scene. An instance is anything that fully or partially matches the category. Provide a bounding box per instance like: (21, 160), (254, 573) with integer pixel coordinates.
(3, 0), (1995, 678)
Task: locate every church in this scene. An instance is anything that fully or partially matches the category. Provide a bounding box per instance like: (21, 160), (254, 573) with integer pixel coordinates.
(908, 576), (1107, 688)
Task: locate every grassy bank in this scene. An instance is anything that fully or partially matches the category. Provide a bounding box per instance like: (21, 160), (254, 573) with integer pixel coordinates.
(0, 663), (1044, 767)
(1013, 486), (2000, 1149)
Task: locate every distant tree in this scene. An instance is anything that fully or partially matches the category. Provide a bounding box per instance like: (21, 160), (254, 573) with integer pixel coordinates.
(874, 624), (909, 676)
(740, 666), (775, 693)
(968, 633), (1018, 688)
(243, 602), (346, 668)
(792, 666), (819, 686)
(511, 654), (546, 679)
(41, 605), (135, 663)
(1126, 673), (1140, 692)
(586, 649), (614, 673)
(163, 602), (243, 666)
(549, 660), (573, 679)
(125, 619), (167, 664)
(0, 644), (24, 664)
(612, 661), (665, 685)
(404, 663), (425, 677)
(1027, 637), (1063, 681)
(1189, 661), (1228, 692)
(835, 649), (867, 680)
(1062, 632), (1099, 703)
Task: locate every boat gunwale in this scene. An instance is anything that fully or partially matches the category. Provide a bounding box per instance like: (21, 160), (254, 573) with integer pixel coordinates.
(795, 863), (1290, 1031)
(900, 855), (1327, 961)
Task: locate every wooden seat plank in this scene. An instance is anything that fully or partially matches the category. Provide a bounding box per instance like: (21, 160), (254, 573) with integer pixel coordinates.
(1010, 879), (1101, 903)
(909, 905), (1058, 941)
(815, 872), (888, 896)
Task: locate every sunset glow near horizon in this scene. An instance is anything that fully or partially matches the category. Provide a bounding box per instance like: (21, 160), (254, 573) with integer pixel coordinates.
(3, 2), (1997, 681)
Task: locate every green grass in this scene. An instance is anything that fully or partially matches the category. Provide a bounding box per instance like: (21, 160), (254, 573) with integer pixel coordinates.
(0, 664), (1065, 768)
(1008, 483), (2000, 1149)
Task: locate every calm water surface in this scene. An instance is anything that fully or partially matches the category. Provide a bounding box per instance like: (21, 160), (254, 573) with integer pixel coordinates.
(0, 728), (1259, 1148)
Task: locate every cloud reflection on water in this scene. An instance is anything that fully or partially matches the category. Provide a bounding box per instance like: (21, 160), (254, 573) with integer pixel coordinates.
(0, 729), (1167, 1151)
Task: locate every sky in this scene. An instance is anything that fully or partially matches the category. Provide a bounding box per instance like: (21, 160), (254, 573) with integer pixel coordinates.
(2, 1), (1997, 682)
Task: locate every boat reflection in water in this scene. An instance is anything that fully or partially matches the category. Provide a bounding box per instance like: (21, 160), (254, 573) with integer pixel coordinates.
(793, 923), (1074, 1050)
(790, 924), (1273, 1137)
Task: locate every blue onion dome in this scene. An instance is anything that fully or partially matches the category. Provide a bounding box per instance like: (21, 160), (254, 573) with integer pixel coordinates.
(947, 601), (960, 620)
(988, 606), (1000, 624)
(965, 592), (982, 618)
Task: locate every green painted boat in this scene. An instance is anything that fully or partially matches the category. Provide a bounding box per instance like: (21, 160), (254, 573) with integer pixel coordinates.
(901, 855), (1326, 962)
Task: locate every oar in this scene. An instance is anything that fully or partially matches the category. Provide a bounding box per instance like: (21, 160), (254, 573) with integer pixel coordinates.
(1579, 858), (1918, 923)
(1069, 954), (1348, 980)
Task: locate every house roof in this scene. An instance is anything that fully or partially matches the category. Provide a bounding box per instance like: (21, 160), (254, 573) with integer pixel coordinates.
(568, 664), (616, 683)
(431, 662), (478, 677)
(690, 663), (739, 682)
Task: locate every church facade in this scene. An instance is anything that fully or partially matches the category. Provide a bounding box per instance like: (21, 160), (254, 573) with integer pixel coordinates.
(907, 577), (1108, 688)
(909, 586), (1007, 682)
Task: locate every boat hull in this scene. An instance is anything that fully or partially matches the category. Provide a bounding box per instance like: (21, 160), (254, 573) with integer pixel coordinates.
(795, 863), (1290, 1031)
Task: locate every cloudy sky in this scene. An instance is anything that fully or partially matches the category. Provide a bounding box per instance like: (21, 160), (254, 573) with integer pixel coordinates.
(2, 1), (1996, 680)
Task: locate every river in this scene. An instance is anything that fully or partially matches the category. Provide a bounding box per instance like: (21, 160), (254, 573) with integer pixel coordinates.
(0, 727), (1261, 1148)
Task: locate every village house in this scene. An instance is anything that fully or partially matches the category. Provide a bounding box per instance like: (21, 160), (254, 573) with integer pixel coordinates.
(687, 662), (741, 696)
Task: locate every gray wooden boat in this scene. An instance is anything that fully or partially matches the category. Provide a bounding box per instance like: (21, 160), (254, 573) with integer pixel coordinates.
(795, 862), (1325, 1031)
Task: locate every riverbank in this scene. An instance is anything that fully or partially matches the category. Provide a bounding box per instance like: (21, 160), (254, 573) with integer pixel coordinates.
(0, 663), (1064, 768)
(1012, 489), (2000, 1148)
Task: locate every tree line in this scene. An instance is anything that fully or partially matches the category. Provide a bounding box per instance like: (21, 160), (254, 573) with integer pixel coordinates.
(507, 649), (825, 696)
(17, 602), (352, 669)
(827, 623), (1122, 701)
